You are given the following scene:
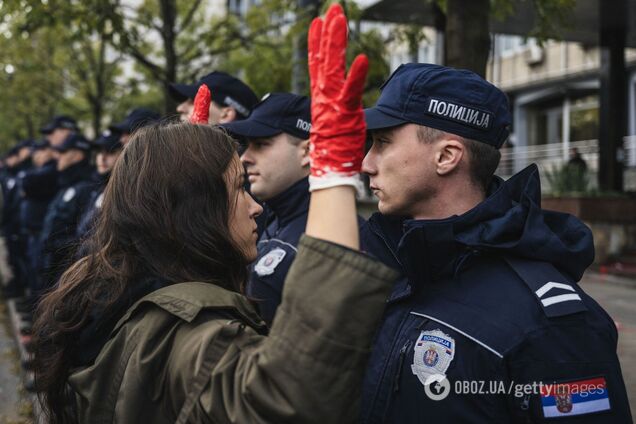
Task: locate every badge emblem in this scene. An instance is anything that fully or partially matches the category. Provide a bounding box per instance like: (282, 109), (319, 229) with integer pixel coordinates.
(63, 187), (76, 202)
(95, 193), (104, 209)
(411, 329), (455, 386)
(254, 248), (286, 276)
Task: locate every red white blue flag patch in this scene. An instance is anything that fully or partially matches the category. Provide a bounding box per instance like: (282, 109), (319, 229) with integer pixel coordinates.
(540, 376), (611, 418)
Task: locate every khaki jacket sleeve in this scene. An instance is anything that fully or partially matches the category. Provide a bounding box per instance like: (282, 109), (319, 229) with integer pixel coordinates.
(185, 235), (398, 424)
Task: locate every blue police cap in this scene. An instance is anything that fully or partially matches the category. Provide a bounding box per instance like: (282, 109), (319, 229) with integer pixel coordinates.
(92, 130), (122, 152)
(220, 93), (311, 140)
(40, 115), (78, 134)
(364, 63), (512, 149)
(31, 139), (50, 151)
(53, 133), (92, 153)
(169, 71), (259, 118)
(109, 108), (161, 134)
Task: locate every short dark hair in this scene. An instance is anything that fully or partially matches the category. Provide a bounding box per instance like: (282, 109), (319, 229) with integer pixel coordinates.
(416, 125), (501, 193)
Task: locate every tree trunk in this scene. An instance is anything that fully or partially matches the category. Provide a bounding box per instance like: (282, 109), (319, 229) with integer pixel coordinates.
(160, 0), (178, 114)
(291, 0), (321, 94)
(444, 0), (490, 77)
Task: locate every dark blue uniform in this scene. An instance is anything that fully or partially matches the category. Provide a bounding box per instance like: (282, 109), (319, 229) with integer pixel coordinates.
(359, 165), (632, 423)
(76, 171), (109, 241)
(39, 160), (95, 290)
(246, 177), (309, 325)
(3, 160), (32, 294)
(19, 159), (58, 292)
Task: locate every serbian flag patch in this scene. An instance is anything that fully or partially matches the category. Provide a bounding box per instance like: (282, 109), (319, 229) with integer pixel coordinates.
(540, 376), (611, 418)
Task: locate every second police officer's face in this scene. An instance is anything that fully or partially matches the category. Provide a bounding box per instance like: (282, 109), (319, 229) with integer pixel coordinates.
(240, 133), (310, 201)
(362, 123), (439, 219)
(96, 150), (122, 175)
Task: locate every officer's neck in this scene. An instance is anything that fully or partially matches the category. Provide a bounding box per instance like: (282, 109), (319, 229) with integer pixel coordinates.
(411, 184), (485, 221)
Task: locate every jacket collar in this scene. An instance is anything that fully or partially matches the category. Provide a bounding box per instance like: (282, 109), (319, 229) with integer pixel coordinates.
(112, 281), (267, 336)
(264, 177), (310, 227)
(367, 164), (594, 297)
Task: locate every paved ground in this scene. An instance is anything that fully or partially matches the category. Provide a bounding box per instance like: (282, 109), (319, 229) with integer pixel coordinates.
(0, 302), (30, 424)
(580, 272), (636, 415)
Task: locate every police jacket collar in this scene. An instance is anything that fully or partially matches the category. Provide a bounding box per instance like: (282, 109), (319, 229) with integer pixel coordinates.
(264, 177), (309, 227)
(367, 164), (594, 297)
(57, 159), (93, 188)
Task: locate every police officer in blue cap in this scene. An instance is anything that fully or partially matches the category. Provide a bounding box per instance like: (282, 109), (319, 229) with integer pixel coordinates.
(75, 130), (122, 241)
(170, 71), (258, 124)
(109, 107), (161, 146)
(16, 140), (59, 309)
(221, 93), (312, 325)
(358, 64), (631, 422)
(37, 133), (95, 300)
(40, 115), (79, 149)
(1, 140), (34, 298)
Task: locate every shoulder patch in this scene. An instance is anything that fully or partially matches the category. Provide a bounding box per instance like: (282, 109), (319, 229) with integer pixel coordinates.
(6, 178), (15, 190)
(504, 256), (587, 318)
(254, 247), (286, 276)
(540, 376), (611, 418)
(411, 329), (455, 386)
(63, 187), (76, 202)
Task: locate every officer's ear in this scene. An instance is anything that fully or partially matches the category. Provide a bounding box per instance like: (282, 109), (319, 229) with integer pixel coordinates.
(299, 138), (310, 167)
(218, 107), (237, 124)
(434, 136), (464, 176)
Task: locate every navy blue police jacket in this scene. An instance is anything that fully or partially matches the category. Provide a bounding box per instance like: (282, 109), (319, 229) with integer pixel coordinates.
(39, 160), (96, 284)
(76, 171), (109, 241)
(2, 161), (30, 236)
(360, 164), (632, 423)
(19, 160), (58, 233)
(246, 177), (310, 325)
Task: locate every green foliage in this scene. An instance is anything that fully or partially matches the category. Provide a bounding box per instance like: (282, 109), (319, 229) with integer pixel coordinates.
(545, 163), (591, 196)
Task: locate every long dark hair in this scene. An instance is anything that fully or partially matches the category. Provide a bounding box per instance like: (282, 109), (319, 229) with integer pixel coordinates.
(32, 123), (249, 423)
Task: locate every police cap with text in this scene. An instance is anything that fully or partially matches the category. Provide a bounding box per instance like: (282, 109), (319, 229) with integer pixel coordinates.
(364, 63), (511, 148)
(220, 92), (311, 140)
(169, 71), (259, 119)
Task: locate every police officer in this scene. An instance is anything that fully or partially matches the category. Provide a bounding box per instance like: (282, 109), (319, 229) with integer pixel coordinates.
(38, 133), (95, 296)
(169, 71), (258, 124)
(109, 107), (161, 146)
(1, 140), (34, 298)
(17, 140), (59, 309)
(358, 63), (632, 422)
(40, 115), (79, 148)
(221, 93), (311, 325)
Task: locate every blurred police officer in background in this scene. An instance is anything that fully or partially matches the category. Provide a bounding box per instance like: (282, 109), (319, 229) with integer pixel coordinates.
(1, 139), (33, 298)
(169, 71), (258, 125)
(15, 140), (59, 312)
(109, 107), (161, 146)
(36, 133), (95, 313)
(75, 130), (122, 240)
(40, 115), (78, 148)
(221, 92), (311, 325)
(358, 63), (631, 422)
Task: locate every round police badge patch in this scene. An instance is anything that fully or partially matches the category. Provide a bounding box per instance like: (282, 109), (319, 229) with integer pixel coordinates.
(254, 248), (286, 276)
(411, 329), (455, 386)
(95, 192), (104, 209)
(63, 187), (76, 202)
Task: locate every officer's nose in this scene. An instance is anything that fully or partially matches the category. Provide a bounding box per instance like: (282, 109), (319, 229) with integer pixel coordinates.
(362, 149), (377, 176)
(240, 146), (255, 166)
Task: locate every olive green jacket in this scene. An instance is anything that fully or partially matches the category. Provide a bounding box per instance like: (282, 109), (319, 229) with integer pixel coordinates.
(68, 236), (397, 423)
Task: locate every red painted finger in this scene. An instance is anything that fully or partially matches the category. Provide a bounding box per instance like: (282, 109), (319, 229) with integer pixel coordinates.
(308, 17), (323, 95)
(342, 54), (369, 110)
(190, 84), (211, 124)
(323, 14), (348, 98)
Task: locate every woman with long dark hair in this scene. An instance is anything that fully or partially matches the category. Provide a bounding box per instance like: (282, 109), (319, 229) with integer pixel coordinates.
(32, 122), (395, 424)
(32, 6), (392, 422)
